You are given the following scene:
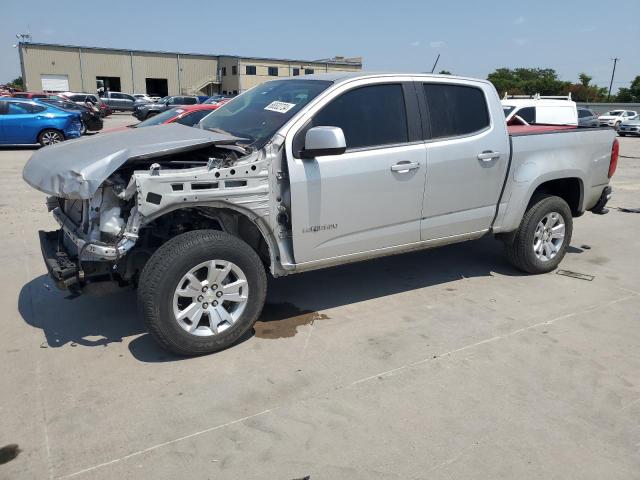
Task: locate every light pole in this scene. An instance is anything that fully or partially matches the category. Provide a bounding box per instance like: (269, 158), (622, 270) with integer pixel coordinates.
(607, 57), (619, 102)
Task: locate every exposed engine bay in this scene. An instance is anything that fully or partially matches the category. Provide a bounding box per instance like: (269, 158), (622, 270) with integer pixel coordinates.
(36, 133), (291, 289)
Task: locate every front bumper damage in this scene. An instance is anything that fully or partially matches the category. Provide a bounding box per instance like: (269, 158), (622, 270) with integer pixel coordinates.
(40, 206), (140, 290)
(39, 230), (80, 290)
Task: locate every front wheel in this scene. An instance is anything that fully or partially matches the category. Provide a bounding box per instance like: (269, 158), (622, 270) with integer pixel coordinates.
(504, 195), (573, 274)
(38, 129), (64, 147)
(138, 230), (267, 355)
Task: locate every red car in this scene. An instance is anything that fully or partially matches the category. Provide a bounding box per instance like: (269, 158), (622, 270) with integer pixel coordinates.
(12, 91), (49, 99)
(104, 104), (221, 133)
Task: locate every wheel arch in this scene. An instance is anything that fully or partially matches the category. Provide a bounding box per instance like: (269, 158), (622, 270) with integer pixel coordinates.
(140, 203), (281, 275)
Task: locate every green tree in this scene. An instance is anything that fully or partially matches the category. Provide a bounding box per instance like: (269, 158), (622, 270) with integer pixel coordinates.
(578, 73), (592, 87)
(615, 76), (640, 102)
(7, 76), (23, 90)
(487, 68), (568, 97)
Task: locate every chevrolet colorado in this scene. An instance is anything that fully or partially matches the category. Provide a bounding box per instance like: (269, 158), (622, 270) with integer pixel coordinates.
(23, 73), (618, 355)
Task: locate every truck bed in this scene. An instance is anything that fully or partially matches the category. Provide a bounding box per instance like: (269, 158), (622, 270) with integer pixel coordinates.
(508, 124), (576, 135)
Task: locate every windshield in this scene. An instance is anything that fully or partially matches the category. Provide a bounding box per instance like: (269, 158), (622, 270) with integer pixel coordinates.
(503, 106), (516, 117)
(134, 108), (185, 127)
(605, 110), (624, 116)
(200, 79), (332, 149)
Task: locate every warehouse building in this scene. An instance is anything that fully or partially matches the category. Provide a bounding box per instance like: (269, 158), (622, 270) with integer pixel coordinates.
(18, 42), (362, 97)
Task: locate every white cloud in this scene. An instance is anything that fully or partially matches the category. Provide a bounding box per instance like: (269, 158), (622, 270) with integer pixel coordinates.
(513, 38), (527, 46)
(429, 40), (445, 49)
(410, 41), (421, 47)
(514, 16), (525, 24)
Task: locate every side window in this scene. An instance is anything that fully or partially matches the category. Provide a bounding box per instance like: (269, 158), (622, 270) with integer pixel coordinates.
(7, 102), (33, 114)
(111, 93), (123, 100)
(29, 104), (46, 113)
(516, 107), (536, 124)
(0, 102), (7, 115)
(124, 94), (135, 102)
(184, 97), (197, 105)
(578, 109), (588, 118)
(423, 83), (490, 138)
(308, 84), (408, 150)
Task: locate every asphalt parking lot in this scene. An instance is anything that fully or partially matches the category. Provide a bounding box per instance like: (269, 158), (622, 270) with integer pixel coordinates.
(1, 115), (639, 479)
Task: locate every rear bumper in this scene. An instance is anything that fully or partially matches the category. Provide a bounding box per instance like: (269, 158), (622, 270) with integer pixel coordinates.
(590, 186), (612, 214)
(39, 230), (80, 290)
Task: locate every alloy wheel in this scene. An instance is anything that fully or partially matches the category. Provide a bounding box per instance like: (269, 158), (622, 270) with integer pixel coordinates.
(533, 211), (565, 261)
(172, 260), (249, 336)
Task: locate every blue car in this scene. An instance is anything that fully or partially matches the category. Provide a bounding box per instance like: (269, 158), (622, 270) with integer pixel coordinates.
(0, 98), (82, 147)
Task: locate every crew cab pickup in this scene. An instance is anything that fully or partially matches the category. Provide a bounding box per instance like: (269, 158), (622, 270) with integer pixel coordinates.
(23, 73), (618, 355)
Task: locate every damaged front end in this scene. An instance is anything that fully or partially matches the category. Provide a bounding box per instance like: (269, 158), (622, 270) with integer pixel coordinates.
(26, 124), (277, 291)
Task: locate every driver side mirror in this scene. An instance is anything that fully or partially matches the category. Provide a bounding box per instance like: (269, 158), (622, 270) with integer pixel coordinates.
(300, 126), (346, 159)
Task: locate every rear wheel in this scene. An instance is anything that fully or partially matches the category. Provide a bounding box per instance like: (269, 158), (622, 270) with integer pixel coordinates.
(504, 195), (573, 274)
(138, 230), (267, 355)
(145, 111), (159, 119)
(38, 129), (64, 147)
(80, 121), (87, 135)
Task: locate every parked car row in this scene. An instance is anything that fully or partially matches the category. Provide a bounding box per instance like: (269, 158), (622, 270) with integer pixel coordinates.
(0, 97), (82, 146)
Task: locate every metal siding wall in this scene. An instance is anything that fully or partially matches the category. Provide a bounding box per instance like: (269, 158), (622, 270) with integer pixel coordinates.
(132, 53), (179, 95)
(20, 44), (363, 96)
(81, 49), (134, 93)
(20, 45), (83, 92)
(178, 56), (219, 95)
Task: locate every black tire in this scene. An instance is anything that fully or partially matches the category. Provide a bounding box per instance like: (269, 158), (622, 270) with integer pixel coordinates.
(619, 133), (626, 137)
(80, 120), (87, 135)
(138, 230), (267, 356)
(38, 129), (65, 147)
(504, 195), (573, 274)
(145, 111), (159, 119)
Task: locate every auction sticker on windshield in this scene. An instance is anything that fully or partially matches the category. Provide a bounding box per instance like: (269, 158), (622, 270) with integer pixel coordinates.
(264, 101), (296, 113)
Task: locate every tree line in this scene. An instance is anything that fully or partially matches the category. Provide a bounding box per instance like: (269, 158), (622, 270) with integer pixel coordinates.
(486, 68), (640, 103)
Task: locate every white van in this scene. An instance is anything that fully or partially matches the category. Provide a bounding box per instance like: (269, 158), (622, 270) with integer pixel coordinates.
(502, 94), (578, 126)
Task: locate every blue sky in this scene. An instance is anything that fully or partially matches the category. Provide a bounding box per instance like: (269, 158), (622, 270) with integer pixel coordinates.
(1, 0), (638, 91)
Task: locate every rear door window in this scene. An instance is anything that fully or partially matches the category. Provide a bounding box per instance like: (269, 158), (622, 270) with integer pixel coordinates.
(183, 97), (198, 105)
(516, 107), (536, 124)
(423, 83), (490, 138)
(308, 84), (409, 150)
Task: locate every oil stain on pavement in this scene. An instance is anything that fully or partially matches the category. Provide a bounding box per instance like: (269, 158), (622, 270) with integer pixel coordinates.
(254, 303), (329, 339)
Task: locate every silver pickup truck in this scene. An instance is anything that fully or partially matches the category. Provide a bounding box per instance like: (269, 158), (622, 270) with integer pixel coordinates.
(23, 73), (618, 355)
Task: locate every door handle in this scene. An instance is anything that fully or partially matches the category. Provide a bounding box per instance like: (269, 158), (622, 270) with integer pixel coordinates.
(391, 161), (420, 173)
(477, 151), (501, 161)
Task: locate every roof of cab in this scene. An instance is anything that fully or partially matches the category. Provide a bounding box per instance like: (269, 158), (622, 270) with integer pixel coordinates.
(288, 71), (494, 86)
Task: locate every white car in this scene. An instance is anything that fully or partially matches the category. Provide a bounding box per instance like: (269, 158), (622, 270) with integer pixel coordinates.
(133, 94), (154, 103)
(598, 110), (638, 128)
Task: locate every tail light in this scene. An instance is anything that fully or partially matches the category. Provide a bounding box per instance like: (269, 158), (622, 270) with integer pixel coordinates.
(609, 139), (619, 178)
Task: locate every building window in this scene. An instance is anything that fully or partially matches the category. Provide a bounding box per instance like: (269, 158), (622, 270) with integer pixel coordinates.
(246, 65), (256, 75)
(305, 68), (314, 75)
(221, 67), (227, 76)
(233, 90), (238, 95)
(222, 90), (228, 94)
(232, 65), (237, 75)
(292, 68), (300, 76)
(268, 67), (278, 76)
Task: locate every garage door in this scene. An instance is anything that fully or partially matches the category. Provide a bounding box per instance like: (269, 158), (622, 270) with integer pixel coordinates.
(41, 74), (70, 92)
